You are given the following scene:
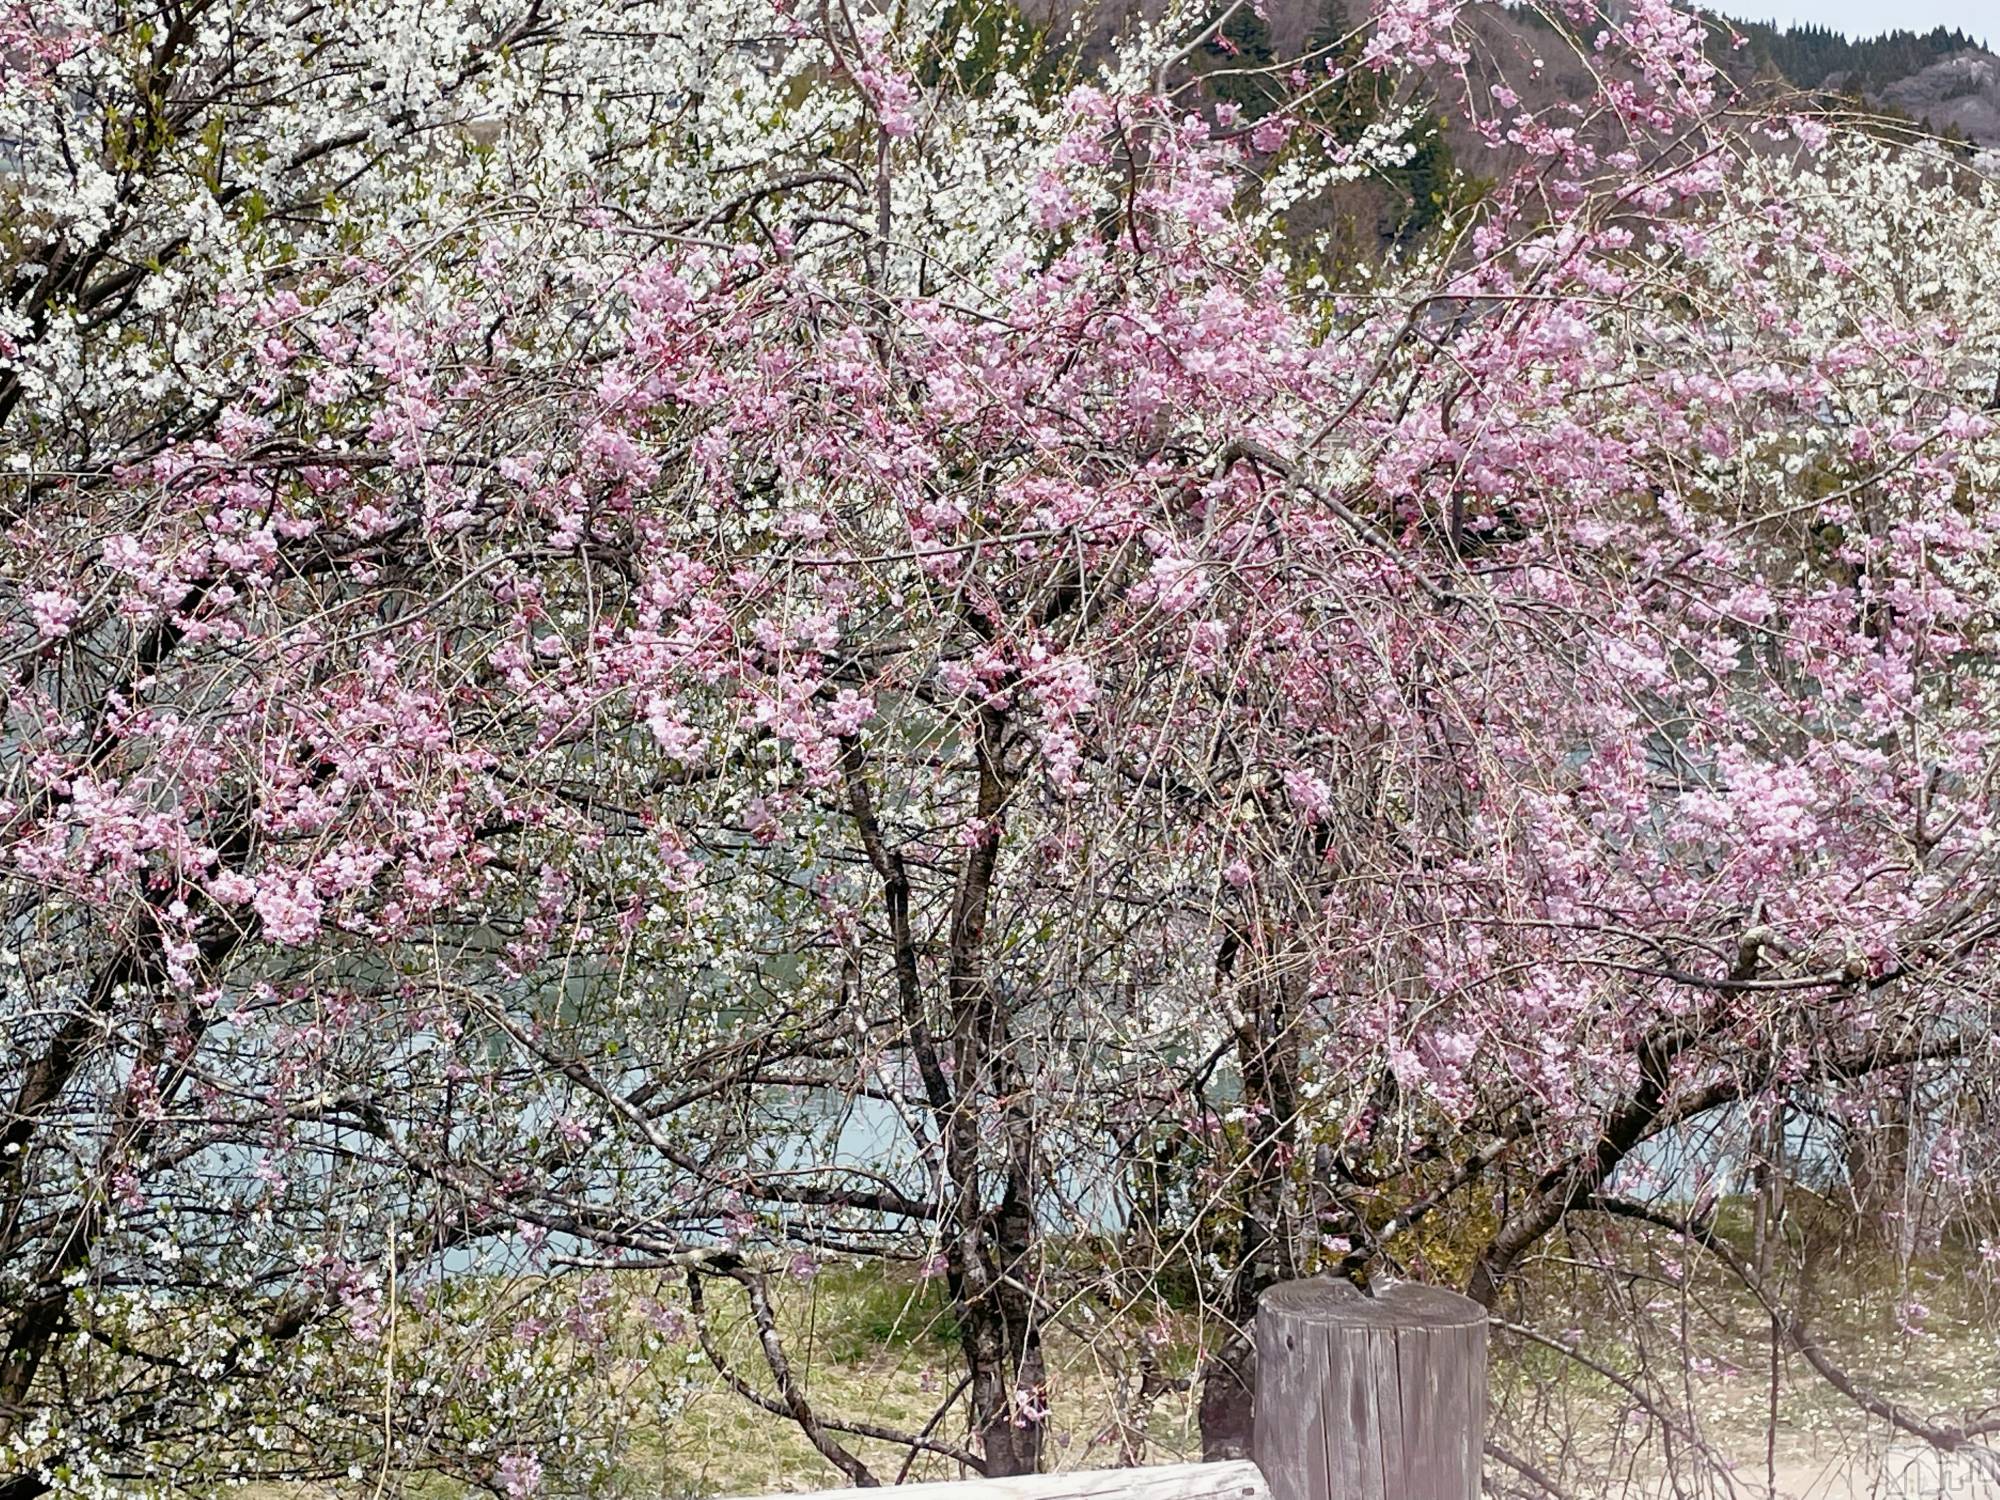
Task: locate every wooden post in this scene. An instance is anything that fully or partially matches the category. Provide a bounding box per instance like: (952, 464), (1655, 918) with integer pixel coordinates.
(1251, 1278), (1487, 1500)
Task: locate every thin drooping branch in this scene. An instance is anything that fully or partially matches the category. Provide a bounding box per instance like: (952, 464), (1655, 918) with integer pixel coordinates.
(684, 1266), (988, 1482)
(1591, 1197), (2000, 1461)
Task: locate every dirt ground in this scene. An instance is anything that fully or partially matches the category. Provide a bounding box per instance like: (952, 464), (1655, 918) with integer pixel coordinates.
(1642, 1443), (2000, 1499)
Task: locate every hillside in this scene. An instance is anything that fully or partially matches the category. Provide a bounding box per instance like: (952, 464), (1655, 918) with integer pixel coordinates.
(1717, 16), (2000, 148)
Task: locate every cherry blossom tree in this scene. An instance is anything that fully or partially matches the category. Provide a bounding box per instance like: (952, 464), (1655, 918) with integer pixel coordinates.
(6, 0), (2000, 1496)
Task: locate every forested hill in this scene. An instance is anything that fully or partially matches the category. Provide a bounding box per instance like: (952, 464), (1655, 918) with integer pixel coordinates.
(1732, 20), (1986, 88)
(1021, 1), (2000, 150)
(1716, 16), (2000, 147)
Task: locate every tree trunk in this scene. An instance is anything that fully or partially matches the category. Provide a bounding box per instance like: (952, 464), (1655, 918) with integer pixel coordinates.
(1198, 946), (1302, 1460)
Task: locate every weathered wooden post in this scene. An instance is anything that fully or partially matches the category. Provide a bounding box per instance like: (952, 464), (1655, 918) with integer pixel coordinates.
(1251, 1278), (1487, 1500)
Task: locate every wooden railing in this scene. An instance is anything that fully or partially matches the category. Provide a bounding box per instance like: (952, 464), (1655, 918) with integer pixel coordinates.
(736, 1278), (1488, 1500)
(737, 1459), (1270, 1500)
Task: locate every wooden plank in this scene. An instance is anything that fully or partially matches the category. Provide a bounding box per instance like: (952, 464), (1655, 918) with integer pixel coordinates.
(1368, 1326), (1404, 1500)
(729, 1458), (1270, 1500)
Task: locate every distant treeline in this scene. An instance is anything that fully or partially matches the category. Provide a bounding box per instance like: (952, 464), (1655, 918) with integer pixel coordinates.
(1492, 7), (1988, 94)
(1720, 19), (1989, 91)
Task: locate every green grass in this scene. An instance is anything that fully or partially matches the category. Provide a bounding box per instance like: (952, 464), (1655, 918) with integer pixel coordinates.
(795, 1266), (962, 1365)
(593, 1263), (1207, 1496)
